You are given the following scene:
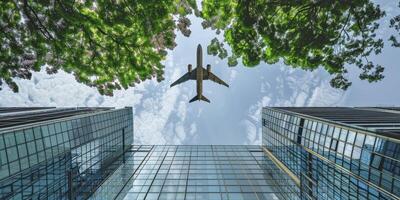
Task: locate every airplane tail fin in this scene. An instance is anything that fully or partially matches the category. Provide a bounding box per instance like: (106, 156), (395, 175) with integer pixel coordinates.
(189, 95), (210, 103)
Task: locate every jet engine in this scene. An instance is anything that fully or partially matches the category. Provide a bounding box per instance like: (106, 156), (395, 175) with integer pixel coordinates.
(207, 64), (211, 74)
(188, 64), (192, 73)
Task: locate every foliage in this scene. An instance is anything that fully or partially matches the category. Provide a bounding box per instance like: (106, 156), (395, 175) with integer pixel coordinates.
(201, 0), (386, 90)
(0, 0), (391, 94)
(207, 38), (227, 59)
(389, 2), (400, 47)
(0, 0), (198, 95)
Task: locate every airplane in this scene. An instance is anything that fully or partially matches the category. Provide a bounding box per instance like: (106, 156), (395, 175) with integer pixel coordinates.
(170, 44), (229, 103)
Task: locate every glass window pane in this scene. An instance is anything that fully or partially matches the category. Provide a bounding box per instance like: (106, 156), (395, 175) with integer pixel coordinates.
(347, 131), (356, 144)
(4, 133), (16, 147)
(0, 135), (4, 150)
(7, 147), (18, 162)
(24, 129), (34, 142)
(14, 131), (25, 144)
(17, 144), (27, 158)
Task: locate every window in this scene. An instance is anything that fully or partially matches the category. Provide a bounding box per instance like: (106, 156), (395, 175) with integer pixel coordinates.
(337, 141), (345, 154)
(0, 135), (4, 150)
(7, 147), (18, 162)
(24, 129), (34, 142)
(371, 153), (382, 169)
(0, 150), (6, 165)
(347, 131), (356, 144)
(325, 137), (332, 149)
(330, 139), (338, 151)
(355, 134), (365, 147)
(333, 128), (340, 139)
(15, 131), (25, 144)
(352, 146), (361, 160)
(4, 133), (16, 148)
(41, 126), (49, 137)
(364, 135), (375, 150)
(344, 144), (353, 157)
(48, 124), (56, 135)
(17, 144), (27, 157)
(321, 124), (328, 135)
(339, 129), (348, 141)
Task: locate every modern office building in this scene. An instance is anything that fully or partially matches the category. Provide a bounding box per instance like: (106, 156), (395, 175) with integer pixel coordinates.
(262, 107), (400, 200)
(0, 107), (133, 199)
(90, 145), (299, 200)
(1, 107), (399, 199)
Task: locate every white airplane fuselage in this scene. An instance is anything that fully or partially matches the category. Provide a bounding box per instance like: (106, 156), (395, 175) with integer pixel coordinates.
(195, 44), (203, 99)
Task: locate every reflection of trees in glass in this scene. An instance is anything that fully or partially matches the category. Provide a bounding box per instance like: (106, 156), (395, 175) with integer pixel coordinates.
(201, 0), (386, 90)
(0, 0), (197, 95)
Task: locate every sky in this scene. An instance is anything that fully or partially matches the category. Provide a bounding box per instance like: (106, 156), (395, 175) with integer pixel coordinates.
(0, 1), (399, 145)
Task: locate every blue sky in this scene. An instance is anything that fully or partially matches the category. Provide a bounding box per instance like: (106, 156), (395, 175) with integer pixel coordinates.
(0, 1), (399, 145)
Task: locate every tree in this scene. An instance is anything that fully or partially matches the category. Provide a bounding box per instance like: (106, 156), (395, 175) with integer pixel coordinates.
(200, 0), (385, 90)
(0, 0), (198, 95)
(389, 2), (400, 47)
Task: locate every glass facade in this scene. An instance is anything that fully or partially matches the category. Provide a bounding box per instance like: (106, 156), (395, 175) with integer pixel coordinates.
(0, 107), (133, 199)
(2, 106), (399, 199)
(262, 107), (400, 200)
(90, 145), (299, 200)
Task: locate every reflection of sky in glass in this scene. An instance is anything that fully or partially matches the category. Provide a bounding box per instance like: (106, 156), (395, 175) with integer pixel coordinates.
(262, 108), (400, 198)
(0, 1), (399, 145)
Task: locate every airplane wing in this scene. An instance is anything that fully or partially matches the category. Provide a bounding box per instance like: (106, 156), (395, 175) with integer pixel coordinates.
(170, 71), (196, 87)
(203, 69), (229, 87)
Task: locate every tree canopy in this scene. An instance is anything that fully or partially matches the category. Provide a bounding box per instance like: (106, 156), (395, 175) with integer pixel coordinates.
(0, 0), (394, 95)
(0, 0), (197, 95)
(201, 0), (386, 90)
(390, 2), (400, 48)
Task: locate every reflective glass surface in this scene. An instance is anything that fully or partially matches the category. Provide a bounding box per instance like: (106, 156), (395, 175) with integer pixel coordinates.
(93, 145), (300, 200)
(0, 108), (133, 199)
(262, 107), (400, 200)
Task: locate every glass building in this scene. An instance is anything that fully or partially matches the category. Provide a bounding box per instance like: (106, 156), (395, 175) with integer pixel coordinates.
(0, 107), (133, 199)
(262, 107), (400, 200)
(90, 145), (298, 200)
(2, 106), (400, 199)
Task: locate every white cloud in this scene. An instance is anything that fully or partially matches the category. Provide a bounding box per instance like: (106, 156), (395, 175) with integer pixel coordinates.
(190, 123), (197, 135)
(242, 120), (261, 145)
(307, 82), (347, 106)
(0, 67), (145, 108)
(133, 82), (180, 144)
(229, 69), (238, 82)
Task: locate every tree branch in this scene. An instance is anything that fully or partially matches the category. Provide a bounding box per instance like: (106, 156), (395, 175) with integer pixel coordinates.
(337, 12), (351, 41)
(22, 0), (54, 40)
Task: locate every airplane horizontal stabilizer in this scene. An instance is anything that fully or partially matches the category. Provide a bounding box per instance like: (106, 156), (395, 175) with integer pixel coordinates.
(189, 95), (210, 103)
